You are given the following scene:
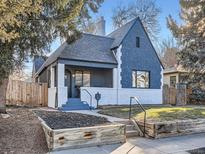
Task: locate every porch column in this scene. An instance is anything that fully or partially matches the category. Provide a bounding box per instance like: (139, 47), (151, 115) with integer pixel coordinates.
(50, 67), (55, 88)
(48, 66), (56, 108)
(57, 63), (67, 107)
(113, 68), (118, 88)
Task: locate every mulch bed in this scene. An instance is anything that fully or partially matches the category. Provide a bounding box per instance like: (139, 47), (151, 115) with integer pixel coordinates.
(34, 110), (110, 129)
(0, 107), (48, 154)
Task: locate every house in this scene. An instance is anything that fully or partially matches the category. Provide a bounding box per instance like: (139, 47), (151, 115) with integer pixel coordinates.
(163, 65), (188, 87)
(33, 17), (164, 109)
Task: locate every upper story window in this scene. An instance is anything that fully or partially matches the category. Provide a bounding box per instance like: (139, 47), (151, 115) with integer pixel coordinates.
(132, 70), (150, 88)
(136, 37), (140, 48)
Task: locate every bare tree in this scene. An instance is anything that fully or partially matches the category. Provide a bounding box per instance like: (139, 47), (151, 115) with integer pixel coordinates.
(78, 18), (97, 34)
(159, 38), (178, 68)
(112, 0), (160, 41)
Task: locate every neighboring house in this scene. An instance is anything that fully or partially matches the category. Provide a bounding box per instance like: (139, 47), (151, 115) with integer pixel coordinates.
(33, 17), (163, 109)
(163, 65), (188, 87)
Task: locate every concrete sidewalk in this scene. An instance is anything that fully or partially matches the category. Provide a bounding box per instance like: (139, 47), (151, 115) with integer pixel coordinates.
(50, 133), (205, 154)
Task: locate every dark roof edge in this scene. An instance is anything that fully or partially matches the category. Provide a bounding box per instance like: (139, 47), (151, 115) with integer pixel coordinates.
(107, 17), (138, 36)
(110, 18), (139, 49)
(35, 42), (67, 76)
(58, 57), (118, 65)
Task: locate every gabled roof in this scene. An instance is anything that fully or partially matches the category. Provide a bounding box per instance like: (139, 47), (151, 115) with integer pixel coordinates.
(36, 33), (117, 75)
(108, 17), (164, 68)
(32, 55), (47, 74)
(36, 17), (164, 75)
(107, 18), (138, 49)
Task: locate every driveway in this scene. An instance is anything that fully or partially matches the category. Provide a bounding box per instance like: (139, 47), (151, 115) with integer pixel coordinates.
(51, 133), (205, 154)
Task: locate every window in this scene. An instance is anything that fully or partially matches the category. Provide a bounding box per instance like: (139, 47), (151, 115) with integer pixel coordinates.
(170, 76), (176, 87)
(75, 71), (90, 87)
(132, 71), (150, 88)
(83, 71), (90, 87)
(136, 37), (140, 48)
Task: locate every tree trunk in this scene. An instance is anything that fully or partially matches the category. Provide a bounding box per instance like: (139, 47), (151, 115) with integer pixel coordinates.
(0, 79), (8, 113)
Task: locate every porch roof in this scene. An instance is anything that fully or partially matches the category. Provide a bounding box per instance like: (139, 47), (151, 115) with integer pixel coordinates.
(59, 58), (117, 69)
(36, 33), (117, 75)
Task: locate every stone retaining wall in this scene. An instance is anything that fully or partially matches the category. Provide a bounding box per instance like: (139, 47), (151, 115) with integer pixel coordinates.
(137, 119), (205, 138)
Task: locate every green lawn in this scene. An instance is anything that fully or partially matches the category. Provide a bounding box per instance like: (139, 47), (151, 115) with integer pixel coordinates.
(98, 106), (205, 122)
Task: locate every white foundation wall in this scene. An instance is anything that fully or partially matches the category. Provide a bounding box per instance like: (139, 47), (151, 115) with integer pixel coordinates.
(48, 87), (56, 108)
(57, 87), (67, 107)
(81, 87), (162, 108)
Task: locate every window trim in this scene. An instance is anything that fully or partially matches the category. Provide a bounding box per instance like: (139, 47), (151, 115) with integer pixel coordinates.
(132, 70), (150, 89)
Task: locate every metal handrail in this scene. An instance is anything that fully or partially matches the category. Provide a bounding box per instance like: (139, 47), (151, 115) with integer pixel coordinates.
(82, 89), (92, 110)
(129, 96), (146, 137)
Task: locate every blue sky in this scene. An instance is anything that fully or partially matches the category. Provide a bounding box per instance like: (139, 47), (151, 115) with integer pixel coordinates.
(26, 0), (181, 74)
(93, 0), (181, 41)
(50, 0), (181, 52)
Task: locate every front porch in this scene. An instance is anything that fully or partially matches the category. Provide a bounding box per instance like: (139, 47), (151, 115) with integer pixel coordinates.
(47, 61), (163, 110)
(48, 61), (117, 109)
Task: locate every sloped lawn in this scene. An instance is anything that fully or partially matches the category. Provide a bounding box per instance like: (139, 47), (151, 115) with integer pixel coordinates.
(99, 106), (205, 122)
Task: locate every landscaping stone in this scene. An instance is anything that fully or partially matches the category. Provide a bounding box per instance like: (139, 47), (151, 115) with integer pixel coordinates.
(1, 113), (10, 118)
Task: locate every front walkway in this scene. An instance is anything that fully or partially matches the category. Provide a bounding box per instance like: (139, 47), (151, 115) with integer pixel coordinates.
(66, 110), (126, 122)
(51, 133), (205, 154)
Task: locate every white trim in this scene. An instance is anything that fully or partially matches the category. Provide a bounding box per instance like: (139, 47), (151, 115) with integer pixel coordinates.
(50, 66), (55, 88)
(116, 45), (122, 88)
(48, 87), (56, 108)
(57, 63), (67, 107)
(160, 66), (163, 89)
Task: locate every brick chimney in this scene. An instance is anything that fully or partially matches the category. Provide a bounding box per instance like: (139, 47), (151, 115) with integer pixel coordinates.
(96, 16), (105, 36)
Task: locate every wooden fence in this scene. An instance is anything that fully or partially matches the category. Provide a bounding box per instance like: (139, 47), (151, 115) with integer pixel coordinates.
(6, 80), (48, 107)
(163, 85), (192, 105)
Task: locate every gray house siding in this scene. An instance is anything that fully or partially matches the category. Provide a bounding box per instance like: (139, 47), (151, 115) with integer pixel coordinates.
(65, 66), (113, 88)
(120, 20), (162, 89)
(90, 69), (113, 87)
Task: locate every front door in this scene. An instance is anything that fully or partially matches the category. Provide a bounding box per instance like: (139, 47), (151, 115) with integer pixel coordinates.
(74, 70), (90, 98)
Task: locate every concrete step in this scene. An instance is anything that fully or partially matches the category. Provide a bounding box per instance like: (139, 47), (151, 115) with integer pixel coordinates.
(116, 120), (132, 125)
(59, 106), (90, 111)
(126, 124), (136, 131)
(126, 130), (140, 138)
(62, 103), (89, 107)
(116, 120), (140, 138)
(67, 98), (81, 103)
